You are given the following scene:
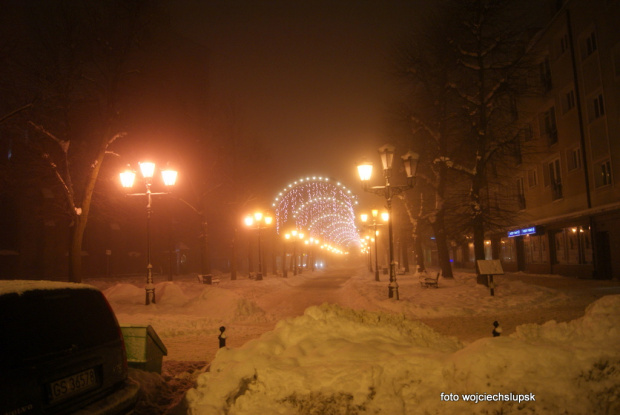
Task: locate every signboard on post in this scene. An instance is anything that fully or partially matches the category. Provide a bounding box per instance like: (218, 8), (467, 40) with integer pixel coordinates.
(477, 260), (504, 296)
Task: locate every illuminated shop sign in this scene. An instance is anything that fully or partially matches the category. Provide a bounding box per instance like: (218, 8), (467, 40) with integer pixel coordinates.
(507, 226), (543, 237)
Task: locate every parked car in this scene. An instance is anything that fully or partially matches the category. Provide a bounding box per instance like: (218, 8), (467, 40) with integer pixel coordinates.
(0, 280), (139, 414)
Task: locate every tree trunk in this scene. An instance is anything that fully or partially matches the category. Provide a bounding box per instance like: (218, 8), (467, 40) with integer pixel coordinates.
(68, 218), (84, 283)
(432, 210), (454, 279)
(68, 135), (108, 282)
(400, 237), (410, 273)
(414, 235), (425, 273)
(472, 172), (487, 284)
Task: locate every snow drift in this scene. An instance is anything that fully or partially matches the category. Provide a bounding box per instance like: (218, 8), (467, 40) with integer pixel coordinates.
(186, 296), (620, 415)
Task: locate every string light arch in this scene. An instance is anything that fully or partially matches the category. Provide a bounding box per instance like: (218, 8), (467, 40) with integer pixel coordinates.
(272, 176), (360, 251)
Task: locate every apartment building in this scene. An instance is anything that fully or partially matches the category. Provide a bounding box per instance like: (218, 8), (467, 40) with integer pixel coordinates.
(489, 0), (620, 279)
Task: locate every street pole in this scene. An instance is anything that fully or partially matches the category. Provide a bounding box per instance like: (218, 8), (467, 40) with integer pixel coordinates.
(386, 195), (398, 300)
(257, 227), (263, 280)
(373, 223), (380, 282)
(145, 182), (155, 305)
(357, 145), (419, 300)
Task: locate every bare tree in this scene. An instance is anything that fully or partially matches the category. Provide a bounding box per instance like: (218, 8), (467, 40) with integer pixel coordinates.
(393, 7), (460, 279)
(394, 0), (541, 281)
(5, 0), (162, 282)
(447, 0), (540, 275)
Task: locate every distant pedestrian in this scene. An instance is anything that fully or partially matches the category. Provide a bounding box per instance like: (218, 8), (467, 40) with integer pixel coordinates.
(218, 326), (227, 348)
(492, 321), (502, 337)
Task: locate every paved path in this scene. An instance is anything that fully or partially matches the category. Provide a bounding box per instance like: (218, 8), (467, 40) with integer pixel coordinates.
(419, 271), (620, 343)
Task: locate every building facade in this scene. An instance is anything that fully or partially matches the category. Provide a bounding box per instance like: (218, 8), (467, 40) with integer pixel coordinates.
(483, 0), (620, 279)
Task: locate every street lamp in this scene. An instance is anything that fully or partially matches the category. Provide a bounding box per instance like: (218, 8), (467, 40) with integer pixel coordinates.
(244, 212), (273, 280)
(305, 237), (320, 271)
(288, 230), (305, 274)
(120, 162), (177, 305)
(357, 144), (419, 300)
(360, 209), (387, 282)
(282, 233), (291, 277)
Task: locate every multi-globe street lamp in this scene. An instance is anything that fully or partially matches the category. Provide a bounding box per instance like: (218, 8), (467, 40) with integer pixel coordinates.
(357, 144), (419, 300)
(285, 230), (305, 274)
(244, 212), (273, 281)
(120, 162), (178, 305)
(360, 209), (387, 282)
(305, 237), (320, 271)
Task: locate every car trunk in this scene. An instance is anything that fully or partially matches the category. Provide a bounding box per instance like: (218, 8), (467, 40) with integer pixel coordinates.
(0, 287), (129, 414)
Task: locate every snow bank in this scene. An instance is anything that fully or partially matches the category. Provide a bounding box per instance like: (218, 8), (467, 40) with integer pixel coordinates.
(345, 271), (572, 318)
(186, 296), (620, 415)
(0, 280), (98, 296)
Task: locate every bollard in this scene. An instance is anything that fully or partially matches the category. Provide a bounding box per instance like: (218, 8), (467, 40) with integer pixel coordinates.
(492, 321), (502, 337)
(218, 326), (227, 348)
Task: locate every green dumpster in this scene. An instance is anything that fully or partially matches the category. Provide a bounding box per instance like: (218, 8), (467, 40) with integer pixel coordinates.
(120, 325), (168, 373)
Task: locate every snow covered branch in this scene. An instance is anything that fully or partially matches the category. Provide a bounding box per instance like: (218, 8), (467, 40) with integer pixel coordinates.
(28, 121), (70, 153)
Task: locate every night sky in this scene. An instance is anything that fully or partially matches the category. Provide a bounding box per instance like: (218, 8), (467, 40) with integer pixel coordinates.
(168, 0), (426, 206)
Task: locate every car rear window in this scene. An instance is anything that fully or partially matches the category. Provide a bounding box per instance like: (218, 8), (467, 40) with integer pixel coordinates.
(0, 288), (120, 369)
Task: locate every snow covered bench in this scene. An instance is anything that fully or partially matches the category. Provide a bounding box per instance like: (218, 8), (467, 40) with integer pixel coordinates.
(197, 274), (220, 285)
(419, 272), (440, 288)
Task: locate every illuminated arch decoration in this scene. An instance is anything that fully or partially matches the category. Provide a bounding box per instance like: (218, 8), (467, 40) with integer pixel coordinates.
(272, 176), (360, 250)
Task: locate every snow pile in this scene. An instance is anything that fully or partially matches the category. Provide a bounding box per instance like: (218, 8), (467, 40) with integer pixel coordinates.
(186, 296), (620, 415)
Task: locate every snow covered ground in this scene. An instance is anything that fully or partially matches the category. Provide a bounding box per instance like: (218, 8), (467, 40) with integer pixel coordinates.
(90, 264), (620, 414)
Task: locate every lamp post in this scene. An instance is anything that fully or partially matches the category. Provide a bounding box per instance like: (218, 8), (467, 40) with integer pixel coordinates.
(120, 162), (177, 305)
(289, 230), (305, 274)
(244, 212), (273, 281)
(357, 145), (419, 300)
(282, 233), (291, 277)
(362, 235), (372, 273)
(360, 209), (387, 282)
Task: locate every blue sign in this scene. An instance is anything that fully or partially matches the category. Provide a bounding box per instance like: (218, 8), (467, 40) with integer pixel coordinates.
(507, 226), (540, 237)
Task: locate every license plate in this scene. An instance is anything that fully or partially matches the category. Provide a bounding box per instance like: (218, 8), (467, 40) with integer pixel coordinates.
(48, 368), (99, 403)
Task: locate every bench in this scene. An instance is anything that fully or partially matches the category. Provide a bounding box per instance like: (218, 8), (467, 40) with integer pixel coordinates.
(419, 272), (440, 288)
(197, 274), (220, 285)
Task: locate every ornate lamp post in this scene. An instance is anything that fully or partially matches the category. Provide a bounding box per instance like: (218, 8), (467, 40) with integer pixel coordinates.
(120, 162), (177, 305)
(305, 237), (320, 271)
(357, 145), (419, 300)
(244, 212), (273, 280)
(360, 209), (387, 282)
(288, 230), (305, 274)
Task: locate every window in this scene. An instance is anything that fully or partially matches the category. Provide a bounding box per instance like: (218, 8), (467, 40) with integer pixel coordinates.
(528, 168), (538, 187)
(516, 178), (526, 210)
(539, 57), (552, 91)
(545, 158), (563, 200)
(539, 107), (558, 145)
(554, 226), (593, 265)
(581, 30), (598, 59)
(513, 139), (522, 165)
(500, 237), (516, 262)
(524, 234), (548, 264)
(613, 43), (620, 79)
(567, 147), (582, 171)
(560, 33), (570, 55)
(555, 230), (567, 264)
(509, 95), (518, 121)
(562, 89), (575, 114)
(595, 159), (613, 187)
(590, 93), (605, 120)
